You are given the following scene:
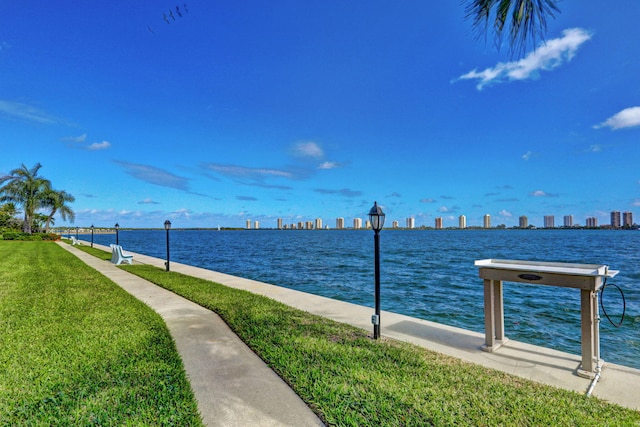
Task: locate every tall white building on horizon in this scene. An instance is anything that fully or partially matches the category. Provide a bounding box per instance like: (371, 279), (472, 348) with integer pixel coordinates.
(336, 217), (345, 229)
(544, 215), (555, 228)
(458, 215), (466, 229)
(483, 214), (491, 229)
(611, 211), (621, 228)
(406, 217), (415, 229)
(353, 218), (362, 229)
(519, 216), (528, 228)
(563, 215), (573, 227)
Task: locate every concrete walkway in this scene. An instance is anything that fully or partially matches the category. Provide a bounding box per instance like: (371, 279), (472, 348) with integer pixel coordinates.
(62, 241), (640, 413)
(59, 242), (325, 427)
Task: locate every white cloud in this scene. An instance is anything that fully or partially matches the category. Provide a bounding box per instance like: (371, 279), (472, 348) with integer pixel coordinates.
(292, 141), (323, 158)
(522, 151), (533, 160)
(61, 133), (87, 143)
(0, 99), (60, 124)
(318, 161), (339, 169)
(595, 107), (640, 130)
(588, 144), (601, 152)
(499, 210), (512, 217)
(138, 198), (159, 205)
(530, 190), (558, 197)
(86, 140), (111, 150)
(314, 188), (362, 197)
(173, 208), (192, 218)
(457, 28), (592, 90)
(115, 160), (190, 191)
(204, 163), (292, 179)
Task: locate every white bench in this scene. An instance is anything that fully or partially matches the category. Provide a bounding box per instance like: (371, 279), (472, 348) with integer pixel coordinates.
(110, 244), (133, 265)
(71, 236), (81, 245)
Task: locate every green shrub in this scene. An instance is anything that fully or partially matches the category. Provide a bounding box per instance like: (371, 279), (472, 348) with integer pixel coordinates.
(40, 233), (60, 241)
(0, 231), (60, 241)
(1, 231), (26, 240)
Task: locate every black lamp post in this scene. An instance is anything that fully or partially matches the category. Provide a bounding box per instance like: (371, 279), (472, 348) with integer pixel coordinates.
(115, 223), (119, 245)
(369, 201), (385, 339)
(164, 220), (172, 271)
(90, 225), (94, 248)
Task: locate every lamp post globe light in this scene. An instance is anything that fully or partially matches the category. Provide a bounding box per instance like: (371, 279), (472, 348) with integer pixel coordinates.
(368, 201), (385, 339)
(164, 220), (172, 272)
(115, 223), (119, 245)
(90, 224), (94, 248)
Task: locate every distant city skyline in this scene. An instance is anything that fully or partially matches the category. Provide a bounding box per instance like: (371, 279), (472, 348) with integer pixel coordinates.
(240, 210), (635, 230)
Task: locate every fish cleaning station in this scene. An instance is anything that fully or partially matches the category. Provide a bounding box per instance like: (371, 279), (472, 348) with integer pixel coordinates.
(474, 259), (619, 384)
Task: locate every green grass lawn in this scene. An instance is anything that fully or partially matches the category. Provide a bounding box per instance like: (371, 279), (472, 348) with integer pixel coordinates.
(8, 240), (640, 426)
(115, 265), (640, 426)
(0, 241), (203, 426)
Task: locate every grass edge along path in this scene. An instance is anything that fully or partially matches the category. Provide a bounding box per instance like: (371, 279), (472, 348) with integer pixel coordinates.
(112, 264), (640, 426)
(0, 241), (203, 426)
(67, 242), (640, 426)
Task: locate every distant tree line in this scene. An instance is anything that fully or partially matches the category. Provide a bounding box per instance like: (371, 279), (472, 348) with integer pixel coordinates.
(0, 163), (75, 238)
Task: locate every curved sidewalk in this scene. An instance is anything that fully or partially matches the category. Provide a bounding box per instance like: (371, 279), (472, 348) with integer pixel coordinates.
(59, 242), (325, 427)
(63, 242), (640, 412)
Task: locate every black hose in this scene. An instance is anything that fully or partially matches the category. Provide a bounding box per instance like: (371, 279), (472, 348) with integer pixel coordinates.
(599, 279), (626, 328)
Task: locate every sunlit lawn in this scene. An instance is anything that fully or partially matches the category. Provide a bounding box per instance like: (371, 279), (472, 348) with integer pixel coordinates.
(8, 239), (640, 426)
(0, 241), (202, 425)
(116, 263), (640, 426)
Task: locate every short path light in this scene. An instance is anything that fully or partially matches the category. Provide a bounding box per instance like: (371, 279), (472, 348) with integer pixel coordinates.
(164, 220), (172, 271)
(90, 224), (94, 248)
(115, 223), (119, 245)
(369, 201), (385, 339)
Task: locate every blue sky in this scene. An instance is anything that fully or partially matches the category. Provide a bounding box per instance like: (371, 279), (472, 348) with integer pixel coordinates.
(1, 1), (639, 228)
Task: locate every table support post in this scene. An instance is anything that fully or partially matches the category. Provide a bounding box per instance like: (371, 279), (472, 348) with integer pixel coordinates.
(482, 279), (507, 352)
(494, 279), (505, 342)
(578, 289), (602, 378)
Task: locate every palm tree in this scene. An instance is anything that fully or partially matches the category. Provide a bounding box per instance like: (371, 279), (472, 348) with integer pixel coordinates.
(32, 213), (49, 233)
(42, 188), (76, 233)
(0, 163), (51, 234)
(464, 0), (560, 55)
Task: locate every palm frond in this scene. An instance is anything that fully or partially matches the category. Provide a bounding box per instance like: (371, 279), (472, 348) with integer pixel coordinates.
(464, 0), (560, 56)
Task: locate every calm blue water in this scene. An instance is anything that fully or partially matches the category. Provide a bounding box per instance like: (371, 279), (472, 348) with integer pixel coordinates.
(84, 229), (639, 369)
